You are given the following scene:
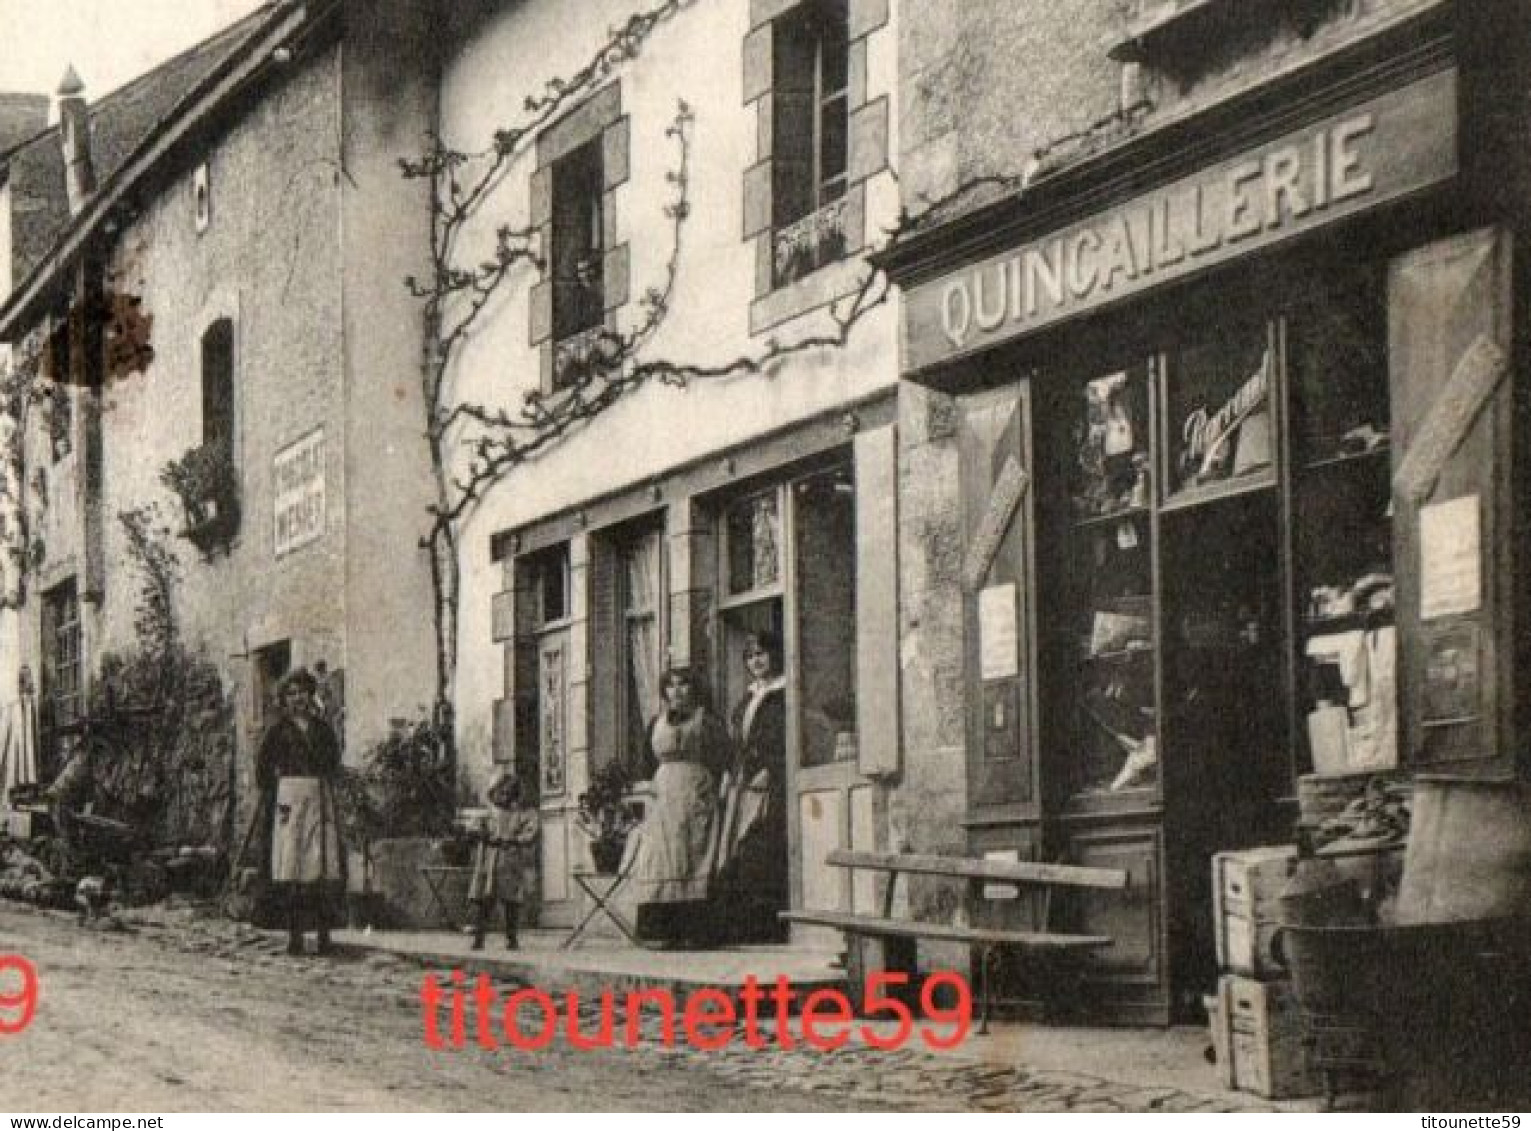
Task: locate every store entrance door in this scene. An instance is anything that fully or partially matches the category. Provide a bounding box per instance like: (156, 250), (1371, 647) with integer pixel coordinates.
(716, 460), (866, 944)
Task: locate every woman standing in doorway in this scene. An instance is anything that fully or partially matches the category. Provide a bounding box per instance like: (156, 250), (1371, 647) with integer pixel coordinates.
(255, 668), (345, 956)
(628, 667), (729, 947)
(715, 631), (789, 943)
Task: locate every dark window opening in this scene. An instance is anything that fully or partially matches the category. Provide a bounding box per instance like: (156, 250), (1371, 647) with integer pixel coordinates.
(528, 542), (572, 627)
(42, 578), (82, 763)
(201, 318), (235, 457)
(771, 0), (849, 287)
(551, 140), (606, 347)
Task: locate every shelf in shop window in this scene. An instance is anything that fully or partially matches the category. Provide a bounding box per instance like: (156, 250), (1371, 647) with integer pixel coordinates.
(1158, 470), (1276, 514)
(1299, 445), (1391, 474)
(1302, 609), (1395, 634)
(1081, 645), (1155, 664)
(1073, 505), (1151, 532)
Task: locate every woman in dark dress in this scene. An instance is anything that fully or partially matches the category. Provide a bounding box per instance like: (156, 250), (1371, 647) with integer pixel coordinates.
(714, 631), (789, 943)
(254, 668), (345, 956)
(628, 667), (730, 946)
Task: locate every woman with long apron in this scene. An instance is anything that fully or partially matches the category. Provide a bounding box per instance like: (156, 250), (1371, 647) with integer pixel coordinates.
(256, 668), (345, 956)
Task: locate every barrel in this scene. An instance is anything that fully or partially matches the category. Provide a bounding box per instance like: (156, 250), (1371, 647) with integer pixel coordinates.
(1396, 776), (1531, 924)
(1278, 918), (1531, 1107)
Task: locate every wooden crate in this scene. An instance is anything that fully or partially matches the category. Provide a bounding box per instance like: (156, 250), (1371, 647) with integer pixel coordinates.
(1212, 845), (1297, 976)
(1217, 975), (1322, 1100)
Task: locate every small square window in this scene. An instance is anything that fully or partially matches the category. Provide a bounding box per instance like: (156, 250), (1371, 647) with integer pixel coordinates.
(193, 163), (211, 233)
(725, 490), (781, 596)
(526, 543), (571, 626)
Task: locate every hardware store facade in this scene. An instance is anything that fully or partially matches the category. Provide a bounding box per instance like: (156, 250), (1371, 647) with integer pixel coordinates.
(880, 1), (1531, 1023)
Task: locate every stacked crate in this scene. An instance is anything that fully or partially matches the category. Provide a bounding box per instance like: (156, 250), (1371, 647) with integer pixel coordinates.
(1208, 846), (1321, 1100)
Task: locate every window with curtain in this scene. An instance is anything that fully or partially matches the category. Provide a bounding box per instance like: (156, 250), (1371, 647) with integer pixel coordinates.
(621, 528), (664, 774)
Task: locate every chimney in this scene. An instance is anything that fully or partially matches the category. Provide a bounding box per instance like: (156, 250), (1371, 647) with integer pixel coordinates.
(56, 65), (95, 215)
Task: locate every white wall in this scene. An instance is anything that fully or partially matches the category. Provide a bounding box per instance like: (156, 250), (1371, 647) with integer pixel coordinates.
(439, 0), (900, 786)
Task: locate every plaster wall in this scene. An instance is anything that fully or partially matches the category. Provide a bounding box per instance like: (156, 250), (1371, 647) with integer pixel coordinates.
(898, 0), (1446, 207)
(89, 49), (345, 743)
(337, 0), (443, 761)
(890, 0), (1447, 900)
(438, 0), (901, 789)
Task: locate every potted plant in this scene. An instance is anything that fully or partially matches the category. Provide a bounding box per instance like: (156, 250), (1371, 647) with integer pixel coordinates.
(160, 442), (241, 555)
(576, 761), (641, 874)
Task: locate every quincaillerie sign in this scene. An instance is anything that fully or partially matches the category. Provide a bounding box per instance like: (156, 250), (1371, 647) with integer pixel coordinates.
(273, 426), (326, 557)
(904, 67), (1458, 373)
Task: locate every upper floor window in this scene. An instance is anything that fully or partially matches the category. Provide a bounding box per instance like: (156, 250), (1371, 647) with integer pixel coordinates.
(551, 140), (606, 347)
(202, 318), (235, 458)
(771, 0), (849, 288)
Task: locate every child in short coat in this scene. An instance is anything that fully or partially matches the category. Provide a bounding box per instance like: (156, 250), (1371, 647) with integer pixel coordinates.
(467, 772), (540, 949)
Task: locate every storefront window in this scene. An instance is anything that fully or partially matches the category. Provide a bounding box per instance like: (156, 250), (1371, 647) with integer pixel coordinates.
(1073, 370), (1151, 522)
(725, 489), (781, 595)
(1163, 319), (1274, 502)
(793, 467), (857, 768)
(1290, 272), (1395, 774)
(1059, 366), (1157, 798)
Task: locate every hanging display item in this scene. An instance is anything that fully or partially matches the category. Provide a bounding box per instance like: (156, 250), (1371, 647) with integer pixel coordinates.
(1075, 371), (1146, 519)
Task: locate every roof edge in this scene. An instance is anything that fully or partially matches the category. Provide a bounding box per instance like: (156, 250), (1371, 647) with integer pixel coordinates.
(0, 1), (326, 340)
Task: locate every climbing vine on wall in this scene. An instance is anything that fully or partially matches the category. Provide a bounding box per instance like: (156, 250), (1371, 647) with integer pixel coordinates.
(403, 0), (1157, 746)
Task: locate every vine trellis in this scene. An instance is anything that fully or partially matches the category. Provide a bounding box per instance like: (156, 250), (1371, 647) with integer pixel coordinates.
(401, 0), (1156, 762)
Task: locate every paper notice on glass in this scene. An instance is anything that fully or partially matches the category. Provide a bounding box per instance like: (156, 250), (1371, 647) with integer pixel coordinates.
(983, 849), (1020, 901)
(979, 583), (1019, 680)
(1420, 495), (1481, 620)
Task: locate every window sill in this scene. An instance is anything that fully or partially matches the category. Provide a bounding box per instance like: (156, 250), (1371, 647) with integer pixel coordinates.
(749, 254), (868, 337)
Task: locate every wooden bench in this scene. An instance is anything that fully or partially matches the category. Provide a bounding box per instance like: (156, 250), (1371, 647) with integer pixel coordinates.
(782, 850), (1130, 1031)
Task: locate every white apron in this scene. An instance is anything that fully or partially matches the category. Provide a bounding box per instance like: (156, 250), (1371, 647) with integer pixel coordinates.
(270, 777), (341, 885)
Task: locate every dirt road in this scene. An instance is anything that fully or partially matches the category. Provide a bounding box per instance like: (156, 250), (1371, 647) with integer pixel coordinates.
(0, 905), (885, 1112)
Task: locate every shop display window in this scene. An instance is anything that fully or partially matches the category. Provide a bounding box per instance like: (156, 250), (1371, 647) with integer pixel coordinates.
(1162, 318), (1274, 503)
(1290, 273), (1396, 774)
(1056, 364), (1158, 801)
(725, 489), (782, 596)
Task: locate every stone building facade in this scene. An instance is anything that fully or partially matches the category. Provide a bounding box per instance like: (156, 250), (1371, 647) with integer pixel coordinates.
(0, 1), (439, 830)
(882, 0), (1531, 1022)
(439, 0), (903, 927)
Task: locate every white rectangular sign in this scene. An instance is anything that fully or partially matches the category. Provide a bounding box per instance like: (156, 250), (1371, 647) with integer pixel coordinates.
(273, 426), (326, 557)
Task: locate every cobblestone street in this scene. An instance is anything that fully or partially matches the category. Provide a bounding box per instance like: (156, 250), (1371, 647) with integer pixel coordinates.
(2, 903), (1276, 1112)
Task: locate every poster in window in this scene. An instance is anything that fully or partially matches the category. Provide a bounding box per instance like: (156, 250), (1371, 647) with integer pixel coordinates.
(1419, 495), (1481, 620)
(978, 583), (1019, 681)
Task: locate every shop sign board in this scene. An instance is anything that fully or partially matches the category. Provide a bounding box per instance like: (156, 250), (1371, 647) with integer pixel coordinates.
(904, 67), (1459, 373)
(273, 426), (326, 557)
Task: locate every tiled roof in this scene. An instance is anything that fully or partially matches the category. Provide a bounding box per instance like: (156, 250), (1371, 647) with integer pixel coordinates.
(2, 4), (281, 283)
(0, 94), (47, 155)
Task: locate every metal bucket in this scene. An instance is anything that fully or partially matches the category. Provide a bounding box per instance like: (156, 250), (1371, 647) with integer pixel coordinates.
(1397, 776), (1531, 924)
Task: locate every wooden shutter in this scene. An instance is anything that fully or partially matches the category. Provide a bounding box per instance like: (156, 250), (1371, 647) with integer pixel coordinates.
(1389, 227), (1514, 776)
(959, 382), (1037, 810)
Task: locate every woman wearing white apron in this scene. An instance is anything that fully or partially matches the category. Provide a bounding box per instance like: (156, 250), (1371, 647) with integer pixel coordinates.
(256, 668), (344, 956)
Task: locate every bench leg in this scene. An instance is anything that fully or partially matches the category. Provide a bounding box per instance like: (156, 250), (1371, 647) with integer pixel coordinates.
(977, 945), (1001, 1036)
(844, 934), (918, 1011)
